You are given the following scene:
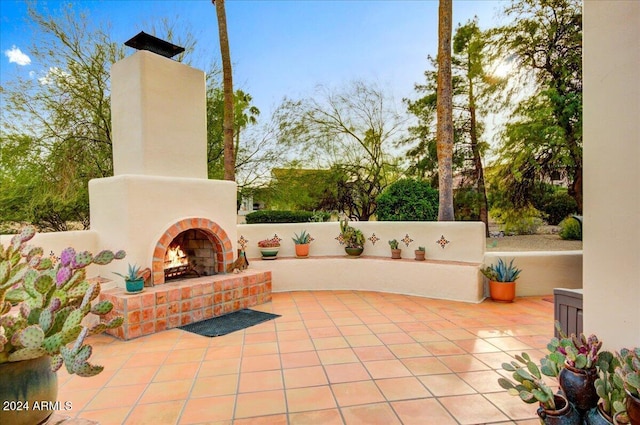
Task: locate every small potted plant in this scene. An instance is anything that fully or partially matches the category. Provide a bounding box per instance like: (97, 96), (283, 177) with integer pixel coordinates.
(0, 226), (125, 425)
(388, 239), (401, 259)
(498, 352), (581, 424)
(339, 219), (365, 257)
(585, 351), (627, 424)
(414, 246), (425, 261)
(114, 263), (144, 293)
(258, 236), (281, 260)
(615, 347), (640, 424)
(543, 324), (602, 413)
(481, 258), (521, 302)
(292, 230), (312, 258)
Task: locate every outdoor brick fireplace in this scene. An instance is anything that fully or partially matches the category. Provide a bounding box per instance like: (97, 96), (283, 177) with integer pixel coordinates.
(153, 218), (234, 285)
(90, 39), (271, 340)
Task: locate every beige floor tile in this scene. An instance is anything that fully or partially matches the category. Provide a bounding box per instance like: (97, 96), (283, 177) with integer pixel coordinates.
(341, 402), (402, 425)
(288, 408), (344, 425)
(331, 380), (385, 406)
(234, 389), (287, 418)
(286, 386), (337, 413)
(418, 374), (477, 397)
(391, 398), (458, 425)
(439, 394), (510, 424)
(375, 376), (432, 401)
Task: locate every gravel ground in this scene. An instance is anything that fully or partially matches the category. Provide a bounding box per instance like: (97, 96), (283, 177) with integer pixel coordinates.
(485, 225), (583, 251)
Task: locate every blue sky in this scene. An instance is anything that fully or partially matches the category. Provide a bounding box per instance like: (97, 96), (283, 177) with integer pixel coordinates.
(1, 0), (507, 120)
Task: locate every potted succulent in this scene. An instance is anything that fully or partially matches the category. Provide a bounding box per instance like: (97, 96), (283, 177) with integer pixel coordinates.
(543, 325), (602, 413)
(388, 239), (401, 259)
(258, 236), (281, 260)
(481, 258), (521, 303)
(114, 263), (144, 293)
(292, 230), (312, 258)
(615, 347), (640, 424)
(414, 246), (426, 261)
(499, 352), (581, 424)
(584, 351), (627, 425)
(0, 226), (125, 425)
(339, 219), (365, 257)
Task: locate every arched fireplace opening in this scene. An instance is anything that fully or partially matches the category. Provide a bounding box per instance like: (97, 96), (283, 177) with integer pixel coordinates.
(152, 218), (233, 285)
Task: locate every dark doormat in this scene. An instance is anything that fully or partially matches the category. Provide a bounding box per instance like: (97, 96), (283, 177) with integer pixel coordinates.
(179, 309), (281, 337)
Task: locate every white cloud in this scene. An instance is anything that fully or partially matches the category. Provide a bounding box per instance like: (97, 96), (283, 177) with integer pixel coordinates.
(4, 46), (31, 66)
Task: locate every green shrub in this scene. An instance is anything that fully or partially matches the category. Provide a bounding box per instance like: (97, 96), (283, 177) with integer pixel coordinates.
(490, 205), (544, 235)
(559, 217), (582, 240)
(376, 179), (438, 221)
(538, 191), (578, 225)
(454, 188), (482, 221)
(245, 210), (330, 224)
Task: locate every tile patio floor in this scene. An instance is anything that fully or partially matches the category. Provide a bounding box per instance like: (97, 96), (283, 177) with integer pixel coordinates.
(56, 291), (557, 425)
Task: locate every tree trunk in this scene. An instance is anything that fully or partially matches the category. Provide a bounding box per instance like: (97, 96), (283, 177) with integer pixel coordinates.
(436, 0), (455, 221)
(468, 77), (490, 237)
(213, 0), (235, 181)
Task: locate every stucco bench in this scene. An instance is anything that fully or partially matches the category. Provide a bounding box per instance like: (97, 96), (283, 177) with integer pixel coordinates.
(249, 256), (484, 303)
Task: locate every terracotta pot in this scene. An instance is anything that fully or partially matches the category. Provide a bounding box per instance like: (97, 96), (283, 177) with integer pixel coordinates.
(345, 247), (364, 257)
(625, 390), (640, 425)
(390, 248), (402, 259)
(414, 250), (425, 261)
(536, 393), (582, 425)
(585, 403), (614, 425)
(295, 243), (310, 258)
(559, 363), (599, 412)
(0, 356), (58, 425)
(489, 280), (516, 303)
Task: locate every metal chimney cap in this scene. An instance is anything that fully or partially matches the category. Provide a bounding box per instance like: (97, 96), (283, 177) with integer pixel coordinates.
(124, 31), (185, 59)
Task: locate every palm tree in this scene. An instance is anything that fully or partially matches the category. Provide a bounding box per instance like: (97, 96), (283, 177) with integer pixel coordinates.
(436, 0), (455, 221)
(212, 0), (235, 181)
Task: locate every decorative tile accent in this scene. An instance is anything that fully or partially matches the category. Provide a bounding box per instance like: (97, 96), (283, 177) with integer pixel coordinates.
(401, 234), (414, 247)
(238, 235), (249, 250)
(368, 233), (380, 245)
(436, 235), (450, 249)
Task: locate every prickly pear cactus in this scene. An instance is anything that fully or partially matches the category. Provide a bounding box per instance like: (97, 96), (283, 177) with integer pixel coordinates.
(0, 225), (126, 377)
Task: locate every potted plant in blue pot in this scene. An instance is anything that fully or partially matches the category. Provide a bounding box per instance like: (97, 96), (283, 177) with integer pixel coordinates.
(114, 263), (144, 293)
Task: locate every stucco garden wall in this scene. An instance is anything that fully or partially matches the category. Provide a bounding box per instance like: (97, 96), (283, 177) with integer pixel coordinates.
(583, 0), (640, 348)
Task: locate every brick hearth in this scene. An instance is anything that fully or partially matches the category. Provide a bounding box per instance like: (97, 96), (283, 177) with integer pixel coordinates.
(100, 270), (272, 340)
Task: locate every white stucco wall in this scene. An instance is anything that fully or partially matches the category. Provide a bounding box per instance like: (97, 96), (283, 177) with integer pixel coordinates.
(111, 50), (207, 179)
(583, 0), (640, 348)
(484, 251), (582, 297)
(238, 221), (485, 263)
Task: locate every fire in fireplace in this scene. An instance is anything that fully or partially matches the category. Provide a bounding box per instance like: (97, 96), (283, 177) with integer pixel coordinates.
(163, 229), (217, 280)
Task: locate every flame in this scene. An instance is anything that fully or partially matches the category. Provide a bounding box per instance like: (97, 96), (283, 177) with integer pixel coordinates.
(165, 245), (188, 268)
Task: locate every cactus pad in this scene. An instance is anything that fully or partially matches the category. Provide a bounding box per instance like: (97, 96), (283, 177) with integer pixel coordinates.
(56, 266), (72, 287)
(90, 300), (113, 316)
(92, 250), (115, 265)
(59, 247), (76, 267)
(8, 346), (46, 362)
(72, 251), (93, 269)
(15, 325), (45, 349)
(114, 250), (126, 260)
(50, 353), (63, 372)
